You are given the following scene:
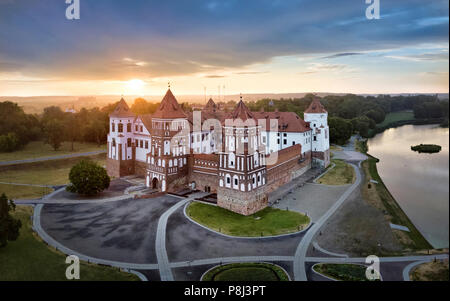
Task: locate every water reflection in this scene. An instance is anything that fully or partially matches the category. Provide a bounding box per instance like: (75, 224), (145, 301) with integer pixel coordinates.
(368, 125), (449, 248)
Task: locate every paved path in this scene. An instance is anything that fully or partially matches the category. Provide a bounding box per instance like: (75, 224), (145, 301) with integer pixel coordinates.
(0, 150), (106, 166)
(293, 163), (363, 281)
(306, 254), (448, 263)
(0, 181), (54, 188)
(155, 192), (209, 281)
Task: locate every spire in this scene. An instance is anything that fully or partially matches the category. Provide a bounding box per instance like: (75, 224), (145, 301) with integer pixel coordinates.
(152, 88), (187, 119)
(110, 97), (135, 118)
(228, 95), (254, 121)
(203, 98), (217, 112)
(305, 97), (327, 114)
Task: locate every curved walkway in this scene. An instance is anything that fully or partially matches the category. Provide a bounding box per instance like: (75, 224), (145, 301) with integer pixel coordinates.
(312, 241), (348, 258)
(294, 163), (363, 281)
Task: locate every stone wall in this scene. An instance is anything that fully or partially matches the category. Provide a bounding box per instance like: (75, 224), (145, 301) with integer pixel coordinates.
(190, 172), (218, 192)
(134, 160), (147, 177)
(217, 186), (267, 216)
(265, 147), (311, 194)
(312, 149), (330, 168)
(106, 158), (135, 179)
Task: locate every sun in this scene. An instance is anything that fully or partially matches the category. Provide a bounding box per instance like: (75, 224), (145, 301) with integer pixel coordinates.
(126, 79), (145, 92)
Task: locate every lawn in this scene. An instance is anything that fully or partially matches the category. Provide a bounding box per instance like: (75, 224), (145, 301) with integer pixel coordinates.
(411, 260), (449, 281)
(0, 154), (105, 200)
(317, 159), (355, 185)
(202, 263), (289, 281)
(0, 184), (53, 200)
(186, 202), (310, 237)
(377, 111), (415, 128)
(0, 154), (106, 186)
(0, 206), (139, 281)
(313, 263), (376, 281)
(363, 157), (432, 250)
(0, 141), (106, 163)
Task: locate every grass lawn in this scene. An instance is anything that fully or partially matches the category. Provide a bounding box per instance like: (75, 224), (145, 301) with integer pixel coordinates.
(363, 157), (432, 250)
(0, 141), (106, 163)
(411, 260), (449, 281)
(202, 263), (289, 281)
(0, 154), (106, 187)
(313, 263), (376, 281)
(186, 202), (310, 237)
(317, 159), (355, 185)
(377, 111), (415, 128)
(0, 206), (139, 281)
(0, 184), (53, 200)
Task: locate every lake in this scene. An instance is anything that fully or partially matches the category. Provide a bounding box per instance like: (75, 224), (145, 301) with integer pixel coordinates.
(367, 124), (449, 249)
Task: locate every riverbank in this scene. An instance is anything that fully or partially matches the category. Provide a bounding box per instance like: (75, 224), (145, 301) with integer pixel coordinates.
(362, 155), (432, 251)
(367, 111), (445, 138)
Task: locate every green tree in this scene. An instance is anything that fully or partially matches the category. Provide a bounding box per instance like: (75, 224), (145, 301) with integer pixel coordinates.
(0, 193), (22, 248)
(67, 160), (110, 196)
(43, 119), (65, 151)
(329, 117), (353, 145)
(0, 133), (19, 152)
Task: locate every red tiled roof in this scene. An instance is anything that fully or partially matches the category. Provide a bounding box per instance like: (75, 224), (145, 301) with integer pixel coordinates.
(152, 89), (187, 119)
(204, 98), (217, 112)
(225, 99), (255, 121)
(305, 97), (327, 114)
(252, 111), (311, 133)
(110, 98), (136, 118)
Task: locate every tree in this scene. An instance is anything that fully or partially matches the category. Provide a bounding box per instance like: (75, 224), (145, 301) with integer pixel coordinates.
(0, 133), (19, 152)
(0, 193), (22, 248)
(43, 119), (65, 151)
(329, 117), (353, 145)
(67, 160), (110, 196)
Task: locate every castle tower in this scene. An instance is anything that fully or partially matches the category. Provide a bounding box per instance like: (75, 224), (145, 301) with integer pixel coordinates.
(107, 98), (136, 178)
(303, 97), (330, 168)
(217, 97), (268, 215)
(146, 88), (190, 192)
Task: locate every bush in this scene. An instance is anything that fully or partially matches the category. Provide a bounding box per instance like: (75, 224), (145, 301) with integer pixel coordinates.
(0, 133), (20, 152)
(67, 159), (110, 196)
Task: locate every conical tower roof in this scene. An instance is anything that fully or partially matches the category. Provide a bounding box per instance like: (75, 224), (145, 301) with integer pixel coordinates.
(110, 98), (135, 118)
(203, 98), (217, 112)
(152, 89), (187, 119)
(305, 97), (327, 114)
(227, 96), (254, 121)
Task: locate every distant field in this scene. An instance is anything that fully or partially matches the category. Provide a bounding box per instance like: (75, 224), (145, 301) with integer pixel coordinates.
(0, 206), (139, 281)
(0, 141), (106, 163)
(377, 111), (415, 128)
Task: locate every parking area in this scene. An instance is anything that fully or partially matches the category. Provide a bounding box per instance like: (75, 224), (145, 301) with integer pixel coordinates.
(40, 194), (180, 264)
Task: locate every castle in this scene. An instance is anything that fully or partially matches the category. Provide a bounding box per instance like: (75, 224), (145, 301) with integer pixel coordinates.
(107, 89), (330, 215)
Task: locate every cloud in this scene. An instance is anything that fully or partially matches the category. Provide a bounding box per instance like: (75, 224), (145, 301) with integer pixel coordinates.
(322, 53), (363, 59)
(0, 0), (447, 81)
(385, 52), (449, 62)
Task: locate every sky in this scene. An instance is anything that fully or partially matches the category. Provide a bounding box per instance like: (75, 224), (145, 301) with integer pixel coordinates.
(0, 0), (448, 96)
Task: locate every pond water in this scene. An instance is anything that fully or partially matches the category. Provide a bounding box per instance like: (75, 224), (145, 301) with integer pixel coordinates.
(367, 124), (449, 249)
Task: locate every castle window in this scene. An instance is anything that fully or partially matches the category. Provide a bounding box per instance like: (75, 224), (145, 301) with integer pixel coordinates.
(111, 123), (115, 132)
(283, 139), (287, 145)
(118, 123), (123, 133)
(112, 139), (116, 147)
(283, 133), (287, 137)
(227, 177), (231, 184)
(314, 136), (317, 141)
(292, 142), (296, 146)
(145, 141), (149, 149)
(277, 139), (280, 144)
(135, 125), (139, 131)
(234, 178), (238, 185)
(140, 125), (143, 132)
(140, 140), (144, 148)
(127, 138), (132, 147)
(127, 123), (131, 132)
